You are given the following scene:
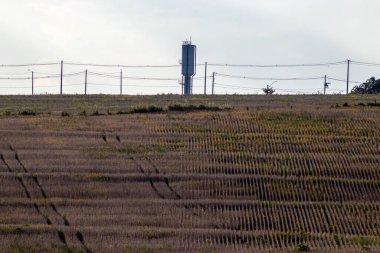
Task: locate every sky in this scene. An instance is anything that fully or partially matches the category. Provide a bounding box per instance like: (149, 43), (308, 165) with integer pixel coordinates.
(0, 0), (380, 95)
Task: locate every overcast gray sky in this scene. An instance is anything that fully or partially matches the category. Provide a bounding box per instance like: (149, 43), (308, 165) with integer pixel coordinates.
(1, 0), (380, 95)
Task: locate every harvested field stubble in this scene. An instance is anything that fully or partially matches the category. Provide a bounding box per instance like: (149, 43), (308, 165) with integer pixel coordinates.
(0, 95), (380, 252)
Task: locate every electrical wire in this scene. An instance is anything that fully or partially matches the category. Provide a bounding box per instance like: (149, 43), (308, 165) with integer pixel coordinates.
(61, 83), (84, 87)
(0, 60), (372, 95)
(327, 76), (362, 84)
(0, 62), (60, 67)
(0, 86), (31, 89)
(276, 90), (319, 94)
(87, 82), (180, 88)
(0, 60), (349, 68)
(87, 72), (119, 79)
(215, 83), (332, 92)
(351, 60), (380, 67)
(32, 71), (84, 76)
(0, 83), (84, 89)
(123, 76), (178, 81)
(214, 83), (263, 90)
(124, 84), (180, 87)
(33, 84), (60, 88)
(194, 76), (213, 80)
(0, 71), (85, 80)
(87, 71), (121, 75)
(65, 62), (181, 68)
(87, 83), (119, 87)
(216, 73), (325, 81)
(208, 61), (347, 68)
(88, 71), (179, 81)
(0, 72), (31, 75)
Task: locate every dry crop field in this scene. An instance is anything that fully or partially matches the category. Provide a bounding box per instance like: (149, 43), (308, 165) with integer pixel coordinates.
(0, 95), (380, 253)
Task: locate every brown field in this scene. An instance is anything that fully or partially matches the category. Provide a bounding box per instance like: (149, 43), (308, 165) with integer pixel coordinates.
(0, 94), (380, 253)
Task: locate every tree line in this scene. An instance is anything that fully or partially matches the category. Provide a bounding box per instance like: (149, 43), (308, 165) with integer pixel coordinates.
(351, 77), (380, 94)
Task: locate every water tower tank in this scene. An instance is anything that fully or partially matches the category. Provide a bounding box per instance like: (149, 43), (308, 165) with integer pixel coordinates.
(182, 41), (196, 95)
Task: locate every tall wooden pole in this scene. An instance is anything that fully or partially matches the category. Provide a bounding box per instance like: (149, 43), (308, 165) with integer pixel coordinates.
(31, 71), (34, 96)
(60, 60), (63, 95)
(204, 62), (207, 95)
(85, 69), (87, 95)
(346, 60), (350, 95)
(212, 72), (215, 95)
(120, 70), (123, 95)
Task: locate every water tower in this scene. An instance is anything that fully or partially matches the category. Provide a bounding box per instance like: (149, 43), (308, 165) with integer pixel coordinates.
(182, 40), (197, 95)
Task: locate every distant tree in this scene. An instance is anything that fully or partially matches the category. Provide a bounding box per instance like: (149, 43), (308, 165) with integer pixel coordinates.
(351, 77), (380, 94)
(263, 85), (276, 95)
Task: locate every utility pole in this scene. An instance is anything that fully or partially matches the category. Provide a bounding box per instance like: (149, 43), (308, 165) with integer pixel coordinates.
(324, 75), (330, 95)
(60, 60), (63, 95)
(120, 69), (123, 95)
(85, 69), (87, 95)
(31, 71), (34, 96)
(212, 72), (215, 95)
(346, 59), (350, 95)
(204, 62), (207, 95)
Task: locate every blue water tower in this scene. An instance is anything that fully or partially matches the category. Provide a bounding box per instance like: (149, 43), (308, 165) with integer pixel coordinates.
(182, 40), (196, 95)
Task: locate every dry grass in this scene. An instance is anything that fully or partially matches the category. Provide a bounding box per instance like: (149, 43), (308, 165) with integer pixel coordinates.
(0, 95), (379, 252)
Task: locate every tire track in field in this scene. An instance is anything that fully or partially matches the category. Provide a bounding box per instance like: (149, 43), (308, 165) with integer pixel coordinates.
(101, 133), (210, 219)
(13, 146), (93, 253)
(101, 133), (173, 200)
(15, 152), (70, 225)
(1, 144), (92, 253)
(130, 156), (169, 200)
(0, 151), (63, 245)
(101, 131), (224, 231)
(131, 156), (212, 219)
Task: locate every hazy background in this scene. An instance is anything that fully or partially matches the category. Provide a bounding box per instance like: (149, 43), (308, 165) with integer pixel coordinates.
(0, 0), (379, 95)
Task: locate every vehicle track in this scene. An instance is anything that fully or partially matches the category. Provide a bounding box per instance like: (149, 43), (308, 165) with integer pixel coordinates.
(101, 133), (212, 219)
(1, 143), (92, 253)
(1, 151), (66, 246)
(101, 133), (180, 198)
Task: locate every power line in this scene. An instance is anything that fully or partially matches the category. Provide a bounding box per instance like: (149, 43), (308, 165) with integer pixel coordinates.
(351, 60), (380, 67)
(214, 83), (263, 90)
(0, 83), (89, 89)
(65, 62), (182, 68)
(0, 72), (31, 75)
(0, 59), (377, 68)
(275, 89), (319, 94)
(87, 82), (180, 88)
(327, 76), (362, 84)
(87, 72), (119, 79)
(215, 83), (330, 92)
(0, 71), (85, 80)
(0, 59), (374, 95)
(87, 70), (121, 75)
(0, 60), (349, 69)
(87, 82), (119, 87)
(123, 76), (178, 81)
(194, 76), (213, 80)
(213, 84), (333, 94)
(124, 84), (180, 87)
(32, 70), (83, 76)
(61, 83), (84, 87)
(0, 86), (31, 89)
(216, 73), (325, 81)
(208, 61), (346, 68)
(87, 71), (179, 81)
(0, 62), (60, 67)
